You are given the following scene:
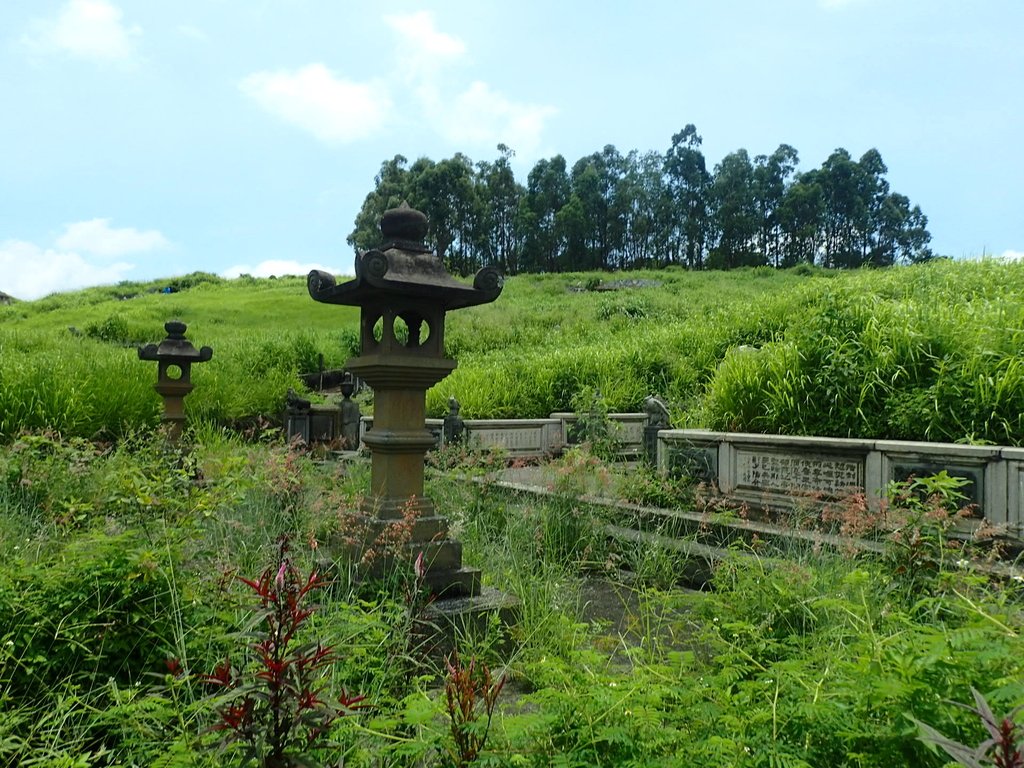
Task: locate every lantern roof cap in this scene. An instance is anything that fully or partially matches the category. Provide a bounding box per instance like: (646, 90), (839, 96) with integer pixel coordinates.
(308, 203), (502, 310)
(138, 320), (213, 363)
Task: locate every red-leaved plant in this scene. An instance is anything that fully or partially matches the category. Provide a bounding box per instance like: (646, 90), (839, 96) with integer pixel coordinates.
(443, 651), (506, 768)
(203, 537), (366, 768)
(913, 687), (1023, 768)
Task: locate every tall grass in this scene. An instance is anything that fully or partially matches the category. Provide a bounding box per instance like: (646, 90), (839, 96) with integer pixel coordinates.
(702, 260), (1024, 443)
(3, 261), (1024, 444)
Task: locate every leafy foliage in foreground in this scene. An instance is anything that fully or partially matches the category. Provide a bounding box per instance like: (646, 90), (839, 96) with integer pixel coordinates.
(0, 433), (1023, 765)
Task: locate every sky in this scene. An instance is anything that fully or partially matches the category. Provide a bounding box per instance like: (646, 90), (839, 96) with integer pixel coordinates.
(1, 0), (1022, 300)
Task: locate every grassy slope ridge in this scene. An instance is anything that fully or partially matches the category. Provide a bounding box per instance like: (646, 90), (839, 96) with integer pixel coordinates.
(1, 261), (1023, 444)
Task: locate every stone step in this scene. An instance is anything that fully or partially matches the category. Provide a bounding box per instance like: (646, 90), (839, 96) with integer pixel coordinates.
(421, 566), (481, 599)
(603, 524), (747, 588)
(610, 501), (886, 557)
(414, 586), (520, 663)
(413, 539), (464, 573)
(331, 514), (451, 551)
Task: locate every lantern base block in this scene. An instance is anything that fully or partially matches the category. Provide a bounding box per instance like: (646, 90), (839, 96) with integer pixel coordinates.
(413, 586), (521, 662)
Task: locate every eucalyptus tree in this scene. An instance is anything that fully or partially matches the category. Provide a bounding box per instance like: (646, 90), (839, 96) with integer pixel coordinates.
(475, 144), (524, 274)
(611, 150), (667, 269)
(522, 155), (570, 272)
(711, 149), (759, 268)
(664, 124), (712, 268)
(873, 192), (933, 264)
(555, 193), (589, 271)
(567, 161), (604, 270)
(347, 154), (413, 254)
(570, 145), (625, 270)
(817, 149), (869, 268)
(409, 153), (481, 275)
(897, 203), (932, 263)
(778, 172), (825, 266)
(349, 131), (932, 275)
(752, 144), (799, 267)
(855, 148), (891, 264)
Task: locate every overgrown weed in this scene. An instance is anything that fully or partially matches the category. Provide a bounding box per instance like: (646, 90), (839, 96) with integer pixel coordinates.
(2, 429), (1024, 766)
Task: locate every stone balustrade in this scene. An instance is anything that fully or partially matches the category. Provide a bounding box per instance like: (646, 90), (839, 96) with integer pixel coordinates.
(342, 412), (1024, 536)
(657, 429), (1023, 536)
(358, 412), (648, 458)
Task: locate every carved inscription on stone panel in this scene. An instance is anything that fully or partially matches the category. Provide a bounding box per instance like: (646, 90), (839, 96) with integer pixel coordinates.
(735, 450), (863, 497)
(470, 427), (543, 451)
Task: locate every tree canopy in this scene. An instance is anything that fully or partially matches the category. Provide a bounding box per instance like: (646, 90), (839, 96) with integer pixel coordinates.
(348, 129), (933, 275)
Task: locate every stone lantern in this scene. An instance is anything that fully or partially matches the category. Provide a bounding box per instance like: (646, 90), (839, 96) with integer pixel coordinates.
(308, 203), (502, 596)
(138, 320), (212, 442)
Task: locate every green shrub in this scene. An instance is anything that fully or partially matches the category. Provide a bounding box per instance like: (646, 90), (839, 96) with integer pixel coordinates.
(85, 313), (131, 343)
(0, 531), (183, 696)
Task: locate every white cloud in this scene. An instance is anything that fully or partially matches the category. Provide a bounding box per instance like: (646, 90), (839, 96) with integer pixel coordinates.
(998, 249), (1024, 261)
(384, 11), (466, 71)
(0, 240), (133, 300)
(24, 0), (140, 62)
(437, 81), (556, 157)
(221, 260), (349, 280)
(240, 64), (390, 144)
(381, 12), (555, 155)
(237, 12), (555, 153)
(176, 25), (208, 43)
(56, 218), (169, 257)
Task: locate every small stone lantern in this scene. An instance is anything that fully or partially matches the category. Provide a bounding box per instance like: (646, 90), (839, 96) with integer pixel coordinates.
(308, 203), (502, 596)
(138, 320), (212, 442)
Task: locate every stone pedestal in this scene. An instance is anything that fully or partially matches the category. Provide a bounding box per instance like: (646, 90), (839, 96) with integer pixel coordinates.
(643, 424), (661, 465)
(346, 356), (481, 596)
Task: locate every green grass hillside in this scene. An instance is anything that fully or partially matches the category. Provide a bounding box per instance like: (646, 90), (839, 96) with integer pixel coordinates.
(2, 260), (1023, 444)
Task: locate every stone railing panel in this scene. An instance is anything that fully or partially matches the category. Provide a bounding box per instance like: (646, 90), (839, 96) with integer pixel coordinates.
(354, 412), (651, 460)
(658, 429), (1024, 536)
(464, 419), (561, 458)
(550, 412), (647, 458)
(722, 433), (875, 511)
(875, 440), (1004, 521)
(657, 429), (724, 485)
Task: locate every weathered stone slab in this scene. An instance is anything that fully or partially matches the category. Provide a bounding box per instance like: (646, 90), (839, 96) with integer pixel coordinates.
(876, 441), (1004, 520)
(464, 419), (561, 458)
(551, 412), (647, 457)
(309, 404), (342, 443)
(285, 403), (343, 444)
(1003, 447), (1024, 535)
(285, 410), (311, 444)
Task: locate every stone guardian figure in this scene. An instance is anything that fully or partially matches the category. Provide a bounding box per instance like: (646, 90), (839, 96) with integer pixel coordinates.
(443, 395), (465, 446)
(339, 374), (362, 450)
(642, 395), (671, 464)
